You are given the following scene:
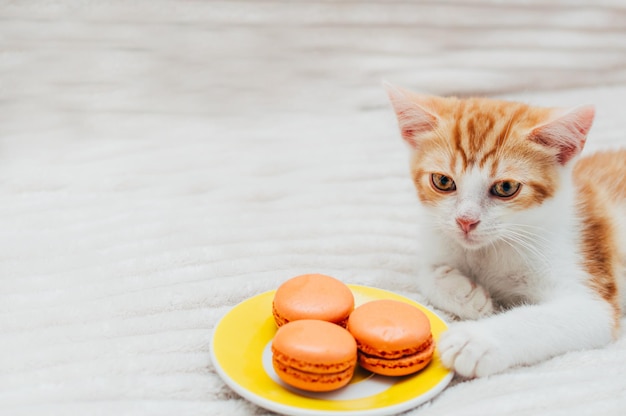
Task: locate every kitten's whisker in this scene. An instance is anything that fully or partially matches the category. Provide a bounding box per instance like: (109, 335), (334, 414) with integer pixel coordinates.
(500, 232), (550, 269)
(502, 230), (546, 254)
(506, 231), (550, 251)
(499, 235), (534, 268)
(501, 116), (515, 145)
(498, 223), (553, 246)
(505, 227), (552, 251)
(507, 222), (556, 236)
(487, 238), (501, 261)
(501, 238), (543, 272)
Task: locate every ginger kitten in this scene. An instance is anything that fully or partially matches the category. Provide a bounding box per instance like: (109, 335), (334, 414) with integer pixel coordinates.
(386, 84), (625, 377)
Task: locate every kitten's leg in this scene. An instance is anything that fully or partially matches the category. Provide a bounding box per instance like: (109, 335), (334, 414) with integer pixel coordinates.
(418, 265), (494, 320)
(438, 293), (614, 377)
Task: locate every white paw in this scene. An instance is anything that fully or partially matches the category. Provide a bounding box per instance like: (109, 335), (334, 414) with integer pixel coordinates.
(433, 266), (494, 319)
(439, 322), (508, 378)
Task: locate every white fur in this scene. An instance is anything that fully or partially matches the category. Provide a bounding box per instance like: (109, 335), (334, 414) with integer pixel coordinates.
(416, 162), (617, 377)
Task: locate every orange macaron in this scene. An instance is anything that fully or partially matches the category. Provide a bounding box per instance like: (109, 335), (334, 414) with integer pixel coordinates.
(272, 274), (354, 327)
(347, 299), (434, 376)
(271, 319), (358, 392)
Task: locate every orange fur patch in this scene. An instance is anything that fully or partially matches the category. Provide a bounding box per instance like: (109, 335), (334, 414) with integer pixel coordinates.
(574, 150), (625, 330)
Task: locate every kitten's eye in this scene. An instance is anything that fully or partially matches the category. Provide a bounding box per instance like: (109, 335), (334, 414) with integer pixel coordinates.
(431, 173), (456, 192)
(491, 180), (521, 198)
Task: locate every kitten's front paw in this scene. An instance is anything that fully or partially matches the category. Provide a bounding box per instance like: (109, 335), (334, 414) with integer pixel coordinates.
(439, 322), (509, 378)
(434, 266), (494, 320)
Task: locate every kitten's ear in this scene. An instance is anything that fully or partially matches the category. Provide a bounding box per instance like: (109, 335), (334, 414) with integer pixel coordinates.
(384, 82), (438, 149)
(529, 105), (595, 165)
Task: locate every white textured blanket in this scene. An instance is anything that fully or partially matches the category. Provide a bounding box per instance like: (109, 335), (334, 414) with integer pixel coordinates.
(2, 1), (626, 415)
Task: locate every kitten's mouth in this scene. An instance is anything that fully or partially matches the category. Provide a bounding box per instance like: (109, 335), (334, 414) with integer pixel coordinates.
(457, 231), (488, 249)
(444, 224), (492, 249)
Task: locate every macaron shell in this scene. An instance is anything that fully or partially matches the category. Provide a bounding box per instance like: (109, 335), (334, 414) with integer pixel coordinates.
(272, 274), (354, 327)
(348, 299), (432, 351)
(358, 334), (435, 376)
(271, 348), (354, 374)
(272, 357), (355, 392)
(271, 320), (357, 392)
(357, 341), (424, 360)
(348, 299), (434, 376)
(272, 320), (357, 366)
(272, 303), (290, 328)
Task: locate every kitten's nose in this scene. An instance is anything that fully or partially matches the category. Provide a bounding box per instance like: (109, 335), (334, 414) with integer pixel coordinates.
(456, 217), (480, 233)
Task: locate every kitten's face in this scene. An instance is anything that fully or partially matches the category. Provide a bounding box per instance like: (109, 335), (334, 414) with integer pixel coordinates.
(386, 87), (594, 250)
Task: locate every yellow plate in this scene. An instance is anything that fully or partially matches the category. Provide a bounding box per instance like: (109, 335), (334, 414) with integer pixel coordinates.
(210, 285), (452, 416)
